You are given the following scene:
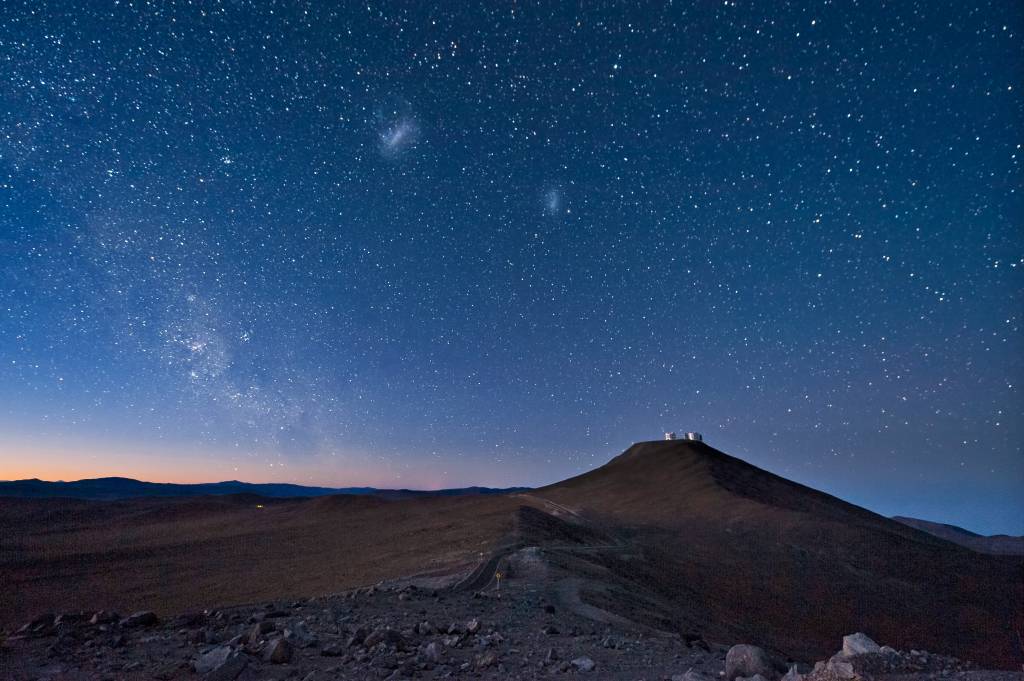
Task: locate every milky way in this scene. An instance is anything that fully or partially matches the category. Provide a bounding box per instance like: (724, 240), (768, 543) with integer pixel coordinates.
(0, 1), (1020, 532)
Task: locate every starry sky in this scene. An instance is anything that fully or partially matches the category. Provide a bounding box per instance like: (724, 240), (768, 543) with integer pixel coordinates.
(1, 1), (1021, 534)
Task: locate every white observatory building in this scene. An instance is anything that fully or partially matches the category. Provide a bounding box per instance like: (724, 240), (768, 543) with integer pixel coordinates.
(664, 431), (703, 442)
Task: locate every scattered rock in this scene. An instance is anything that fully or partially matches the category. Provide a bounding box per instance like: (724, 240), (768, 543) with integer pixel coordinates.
(248, 620), (275, 646)
(673, 670), (714, 681)
(726, 644), (773, 681)
(17, 613), (56, 637)
(827, 659), (856, 679)
(264, 637), (294, 664)
(284, 620), (317, 648)
(121, 611), (158, 628)
(781, 664), (803, 681)
(346, 625), (369, 647)
(421, 641), (442, 663)
(465, 617), (481, 634)
(205, 653), (248, 681)
(320, 642), (346, 656)
(364, 627), (406, 650)
(89, 611), (119, 626)
(53, 613), (86, 628)
(194, 645), (233, 675)
(841, 632), (880, 657)
(571, 655), (597, 672)
(474, 650), (499, 669)
(393, 658), (418, 677)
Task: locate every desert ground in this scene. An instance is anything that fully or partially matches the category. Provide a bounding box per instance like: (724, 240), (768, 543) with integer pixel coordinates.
(2, 441), (1022, 679)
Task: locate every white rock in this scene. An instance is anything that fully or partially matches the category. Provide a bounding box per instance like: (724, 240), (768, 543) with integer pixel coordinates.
(726, 644), (773, 681)
(842, 632), (881, 657)
(828, 659), (857, 680)
(571, 656), (596, 672)
(781, 664), (803, 681)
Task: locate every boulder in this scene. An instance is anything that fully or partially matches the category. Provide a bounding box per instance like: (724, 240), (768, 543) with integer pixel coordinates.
(264, 637), (293, 664)
(827, 660), (856, 679)
(90, 611), (119, 626)
(842, 633), (881, 657)
(781, 664), (803, 681)
(572, 656), (597, 672)
(122, 611), (159, 628)
(247, 620), (275, 646)
(726, 644), (773, 681)
(194, 646), (233, 675)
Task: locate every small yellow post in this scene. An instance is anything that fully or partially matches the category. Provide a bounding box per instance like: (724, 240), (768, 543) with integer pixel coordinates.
(494, 570), (503, 593)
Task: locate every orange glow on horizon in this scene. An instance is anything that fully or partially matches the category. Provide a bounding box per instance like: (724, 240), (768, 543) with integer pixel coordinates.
(0, 434), (518, 490)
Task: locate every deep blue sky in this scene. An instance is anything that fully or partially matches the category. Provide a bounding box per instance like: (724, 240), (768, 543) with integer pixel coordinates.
(1, 1), (1021, 534)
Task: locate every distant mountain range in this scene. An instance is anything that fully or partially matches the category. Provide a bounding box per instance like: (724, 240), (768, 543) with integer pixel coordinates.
(892, 515), (1024, 555)
(0, 476), (528, 501)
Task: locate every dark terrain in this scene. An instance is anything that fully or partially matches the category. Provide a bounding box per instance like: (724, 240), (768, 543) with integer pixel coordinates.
(2, 440), (1022, 678)
(892, 516), (1024, 556)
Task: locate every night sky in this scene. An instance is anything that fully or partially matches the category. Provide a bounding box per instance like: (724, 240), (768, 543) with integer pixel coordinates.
(1, 2), (1021, 534)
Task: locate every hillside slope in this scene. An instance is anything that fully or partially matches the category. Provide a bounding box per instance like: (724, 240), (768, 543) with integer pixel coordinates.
(535, 440), (1023, 668)
(893, 515), (1024, 555)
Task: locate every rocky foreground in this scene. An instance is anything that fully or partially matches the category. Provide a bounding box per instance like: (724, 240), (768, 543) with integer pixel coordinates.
(3, 580), (1020, 681)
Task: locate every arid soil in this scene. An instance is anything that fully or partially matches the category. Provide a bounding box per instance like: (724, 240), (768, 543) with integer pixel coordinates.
(2, 440), (1022, 677)
(0, 493), (521, 629)
(3, 577), (1016, 681)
